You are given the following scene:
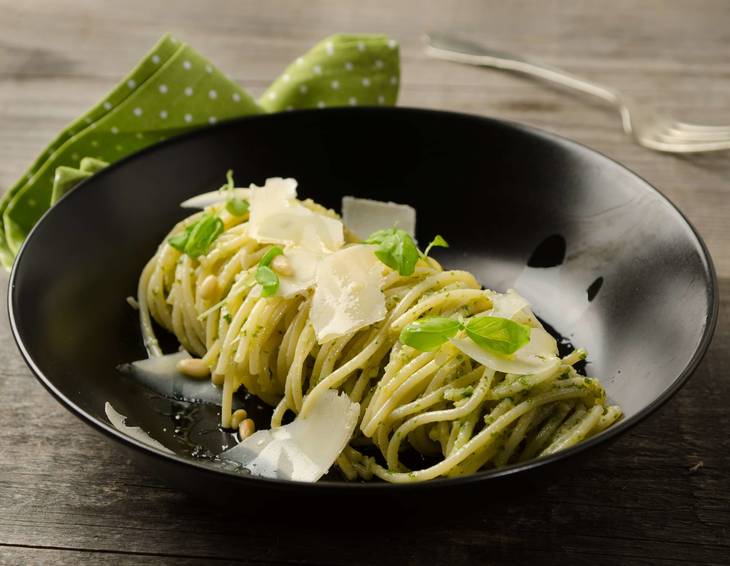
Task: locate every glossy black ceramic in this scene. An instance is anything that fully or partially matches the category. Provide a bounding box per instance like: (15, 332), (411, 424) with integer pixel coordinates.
(8, 108), (717, 500)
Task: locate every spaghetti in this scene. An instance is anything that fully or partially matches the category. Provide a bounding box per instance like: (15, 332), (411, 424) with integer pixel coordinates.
(137, 178), (621, 483)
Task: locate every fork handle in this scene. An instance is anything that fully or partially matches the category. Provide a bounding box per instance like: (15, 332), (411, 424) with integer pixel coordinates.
(425, 33), (621, 106)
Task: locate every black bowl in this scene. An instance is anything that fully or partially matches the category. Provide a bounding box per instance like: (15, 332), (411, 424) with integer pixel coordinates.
(8, 108), (717, 500)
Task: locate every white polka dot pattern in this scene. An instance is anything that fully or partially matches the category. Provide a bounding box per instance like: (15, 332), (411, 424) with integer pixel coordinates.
(258, 34), (399, 112)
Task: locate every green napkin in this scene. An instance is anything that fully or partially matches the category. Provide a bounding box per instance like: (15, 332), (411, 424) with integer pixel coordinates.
(0, 33), (399, 269)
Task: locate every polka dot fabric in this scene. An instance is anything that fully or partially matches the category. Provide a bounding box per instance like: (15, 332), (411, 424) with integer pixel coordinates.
(258, 34), (399, 111)
(0, 32), (400, 269)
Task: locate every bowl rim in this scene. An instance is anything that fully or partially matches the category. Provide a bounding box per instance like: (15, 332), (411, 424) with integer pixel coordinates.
(8, 106), (719, 493)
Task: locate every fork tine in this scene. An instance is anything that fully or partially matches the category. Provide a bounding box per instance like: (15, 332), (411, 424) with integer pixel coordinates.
(641, 135), (730, 153)
(676, 122), (730, 133)
(647, 121), (730, 142)
(660, 123), (730, 143)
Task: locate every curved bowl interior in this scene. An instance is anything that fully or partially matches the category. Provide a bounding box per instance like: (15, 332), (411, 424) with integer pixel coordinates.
(9, 108), (717, 495)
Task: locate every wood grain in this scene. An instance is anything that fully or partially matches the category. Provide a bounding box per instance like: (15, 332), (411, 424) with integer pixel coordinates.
(1, 1), (729, 564)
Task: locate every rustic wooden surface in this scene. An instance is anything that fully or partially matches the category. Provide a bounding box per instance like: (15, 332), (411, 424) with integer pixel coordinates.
(1, 1), (729, 564)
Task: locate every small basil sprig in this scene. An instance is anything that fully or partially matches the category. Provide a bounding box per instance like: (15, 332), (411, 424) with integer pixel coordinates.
(226, 198), (249, 216)
(168, 214), (224, 258)
(365, 228), (420, 276)
(423, 234), (448, 257)
(220, 169), (235, 191)
(255, 246), (284, 297)
(365, 230), (450, 276)
(400, 315), (531, 356)
(218, 169), (249, 217)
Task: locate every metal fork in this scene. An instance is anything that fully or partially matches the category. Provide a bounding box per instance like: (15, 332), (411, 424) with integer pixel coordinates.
(425, 32), (730, 153)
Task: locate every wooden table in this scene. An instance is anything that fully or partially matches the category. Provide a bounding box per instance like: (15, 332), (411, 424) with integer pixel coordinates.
(1, 1), (728, 564)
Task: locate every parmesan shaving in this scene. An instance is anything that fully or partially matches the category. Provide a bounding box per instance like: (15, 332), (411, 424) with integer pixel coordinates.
(310, 244), (387, 343)
(341, 196), (416, 239)
(120, 351), (242, 408)
(180, 188), (252, 209)
(451, 327), (559, 375)
(221, 390), (360, 482)
(248, 177), (297, 220)
(276, 247), (322, 298)
(248, 178), (344, 252)
(104, 402), (174, 454)
(481, 289), (541, 327)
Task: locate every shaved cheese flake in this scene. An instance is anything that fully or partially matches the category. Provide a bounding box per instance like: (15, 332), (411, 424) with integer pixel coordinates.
(311, 245), (387, 343)
(481, 289), (541, 327)
(254, 207), (344, 251)
(119, 351), (241, 408)
(485, 289), (529, 318)
(277, 247), (322, 298)
(248, 177), (298, 221)
(299, 213), (343, 252)
(221, 390), (360, 482)
(104, 402), (174, 454)
(180, 188), (252, 209)
(249, 178), (344, 252)
(451, 327), (559, 375)
(341, 196), (416, 239)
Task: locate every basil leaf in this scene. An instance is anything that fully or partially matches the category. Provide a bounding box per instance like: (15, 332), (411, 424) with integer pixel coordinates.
(220, 169), (235, 191)
(255, 265), (279, 297)
(365, 228), (390, 242)
(184, 215), (225, 258)
(259, 246), (283, 267)
(225, 197), (249, 216)
(365, 228), (419, 276)
(464, 316), (531, 355)
(168, 224), (194, 252)
(423, 234), (449, 257)
(399, 317), (462, 352)
(168, 215), (224, 257)
(255, 247), (284, 297)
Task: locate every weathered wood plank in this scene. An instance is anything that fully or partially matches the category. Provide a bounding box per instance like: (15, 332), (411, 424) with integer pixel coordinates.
(0, 546), (256, 566)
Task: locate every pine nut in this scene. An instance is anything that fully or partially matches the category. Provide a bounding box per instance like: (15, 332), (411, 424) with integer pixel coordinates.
(198, 275), (220, 301)
(239, 418), (256, 439)
(176, 357), (210, 379)
(271, 254), (293, 276)
(231, 409), (248, 429)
